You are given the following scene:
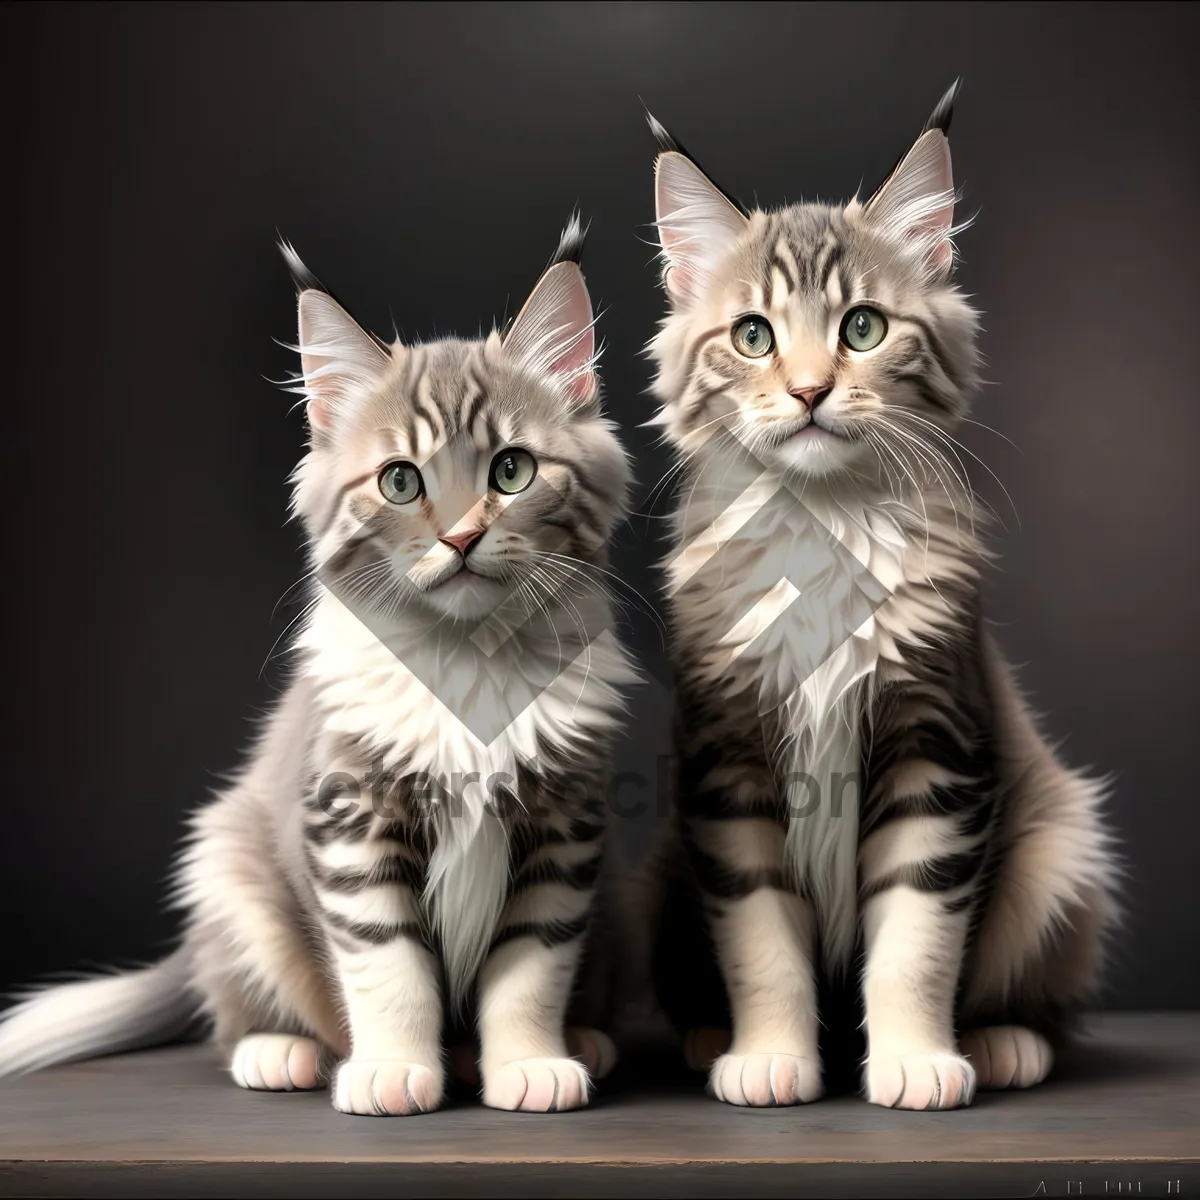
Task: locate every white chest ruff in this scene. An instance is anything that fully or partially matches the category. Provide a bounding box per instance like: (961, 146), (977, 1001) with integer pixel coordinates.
(673, 484), (913, 971)
(298, 593), (633, 1005)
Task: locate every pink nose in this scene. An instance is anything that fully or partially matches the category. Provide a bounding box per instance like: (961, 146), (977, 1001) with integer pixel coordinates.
(439, 528), (483, 558)
(790, 383), (832, 411)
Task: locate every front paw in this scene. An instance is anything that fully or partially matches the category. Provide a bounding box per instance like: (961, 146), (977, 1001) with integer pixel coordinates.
(482, 1057), (591, 1112)
(865, 1050), (976, 1110)
(332, 1058), (444, 1116)
(709, 1052), (823, 1106)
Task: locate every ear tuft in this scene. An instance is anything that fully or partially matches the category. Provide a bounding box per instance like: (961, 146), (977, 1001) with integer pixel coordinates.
(922, 78), (961, 137)
(293, 284), (391, 433)
(644, 107), (684, 157)
(278, 238), (325, 295)
(653, 132), (750, 304)
(503, 221), (599, 405)
(862, 83), (963, 278)
(548, 210), (587, 268)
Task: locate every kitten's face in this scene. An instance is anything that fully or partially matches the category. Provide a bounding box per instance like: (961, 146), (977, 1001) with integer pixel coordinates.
(650, 94), (979, 484)
(288, 232), (628, 625)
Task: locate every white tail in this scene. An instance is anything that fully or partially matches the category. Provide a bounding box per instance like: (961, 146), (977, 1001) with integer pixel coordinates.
(0, 948), (195, 1078)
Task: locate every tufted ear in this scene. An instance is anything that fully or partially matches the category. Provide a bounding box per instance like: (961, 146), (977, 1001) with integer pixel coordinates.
(648, 113), (749, 304)
(279, 241), (391, 432)
(502, 216), (598, 405)
(862, 80), (961, 277)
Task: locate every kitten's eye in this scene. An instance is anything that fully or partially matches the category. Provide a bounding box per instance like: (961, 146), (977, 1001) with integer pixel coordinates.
(731, 316), (775, 359)
(839, 306), (888, 352)
(379, 461), (424, 505)
(490, 448), (537, 495)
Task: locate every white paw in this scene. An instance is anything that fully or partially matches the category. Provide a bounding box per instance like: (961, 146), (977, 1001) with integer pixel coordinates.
(229, 1034), (324, 1092)
(865, 1050), (976, 1110)
(483, 1056), (591, 1112)
(683, 1027), (731, 1072)
(709, 1052), (824, 1107)
(565, 1026), (618, 1079)
(960, 1025), (1053, 1090)
(332, 1058), (444, 1116)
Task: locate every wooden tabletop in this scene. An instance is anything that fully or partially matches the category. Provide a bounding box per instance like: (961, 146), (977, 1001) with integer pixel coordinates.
(1, 1012), (1197, 1197)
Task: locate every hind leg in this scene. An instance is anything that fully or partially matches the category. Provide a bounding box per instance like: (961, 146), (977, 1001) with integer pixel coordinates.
(682, 1027), (731, 1072)
(182, 788), (351, 1069)
(203, 972), (341, 1092)
(959, 890), (1106, 1091)
(959, 1025), (1052, 1090)
(957, 641), (1118, 1090)
(566, 1026), (618, 1078)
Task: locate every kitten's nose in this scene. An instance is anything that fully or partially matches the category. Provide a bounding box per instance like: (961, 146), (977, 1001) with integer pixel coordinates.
(439, 528), (484, 558)
(789, 383), (833, 411)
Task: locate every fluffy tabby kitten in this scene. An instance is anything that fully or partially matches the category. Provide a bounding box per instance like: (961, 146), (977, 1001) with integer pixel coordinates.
(645, 84), (1118, 1109)
(0, 220), (636, 1114)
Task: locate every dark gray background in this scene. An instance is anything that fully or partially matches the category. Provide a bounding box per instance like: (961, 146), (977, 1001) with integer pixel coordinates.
(2, 2), (1196, 1009)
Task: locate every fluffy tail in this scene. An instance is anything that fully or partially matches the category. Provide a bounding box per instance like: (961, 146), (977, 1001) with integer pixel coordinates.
(0, 948), (197, 1078)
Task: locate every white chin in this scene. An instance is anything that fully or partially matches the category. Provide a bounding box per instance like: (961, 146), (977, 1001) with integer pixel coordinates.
(422, 574), (506, 621)
(773, 431), (860, 477)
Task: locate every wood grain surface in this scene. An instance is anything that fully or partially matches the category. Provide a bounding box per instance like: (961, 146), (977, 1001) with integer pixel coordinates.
(0, 1013), (1196, 1196)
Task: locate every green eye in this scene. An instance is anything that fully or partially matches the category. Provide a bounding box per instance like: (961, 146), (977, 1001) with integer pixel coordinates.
(840, 305), (888, 352)
(379, 461), (424, 505)
(490, 448), (537, 495)
(731, 316), (775, 358)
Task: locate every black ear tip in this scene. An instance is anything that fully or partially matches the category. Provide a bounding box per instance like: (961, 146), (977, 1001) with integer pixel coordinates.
(550, 212), (588, 268)
(923, 78), (961, 136)
(278, 238), (324, 294)
(644, 107), (682, 156)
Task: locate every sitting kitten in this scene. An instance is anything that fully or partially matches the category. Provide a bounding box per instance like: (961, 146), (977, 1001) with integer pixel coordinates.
(0, 220), (636, 1114)
(644, 84), (1118, 1109)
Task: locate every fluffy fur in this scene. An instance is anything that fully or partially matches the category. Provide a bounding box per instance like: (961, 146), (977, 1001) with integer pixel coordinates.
(643, 83), (1119, 1109)
(0, 220), (635, 1114)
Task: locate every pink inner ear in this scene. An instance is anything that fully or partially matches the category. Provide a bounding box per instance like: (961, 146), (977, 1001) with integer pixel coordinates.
(922, 142), (955, 271)
(504, 261), (598, 403)
(925, 204), (955, 272)
(541, 264), (595, 400)
(552, 323), (595, 401)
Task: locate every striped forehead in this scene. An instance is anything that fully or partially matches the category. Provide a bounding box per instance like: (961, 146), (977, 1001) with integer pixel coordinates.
(368, 412), (514, 468)
(762, 211), (856, 292)
(364, 348), (523, 464)
(383, 414), (503, 464)
(727, 210), (902, 350)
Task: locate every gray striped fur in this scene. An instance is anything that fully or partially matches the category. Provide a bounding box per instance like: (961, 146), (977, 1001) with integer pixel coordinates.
(644, 87), (1118, 1110)
(0, 222), (632, 1116)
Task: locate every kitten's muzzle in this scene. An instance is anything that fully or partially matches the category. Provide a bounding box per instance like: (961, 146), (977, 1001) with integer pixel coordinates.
(789, 383), (832, 412)
(438, 528), (484, 559)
